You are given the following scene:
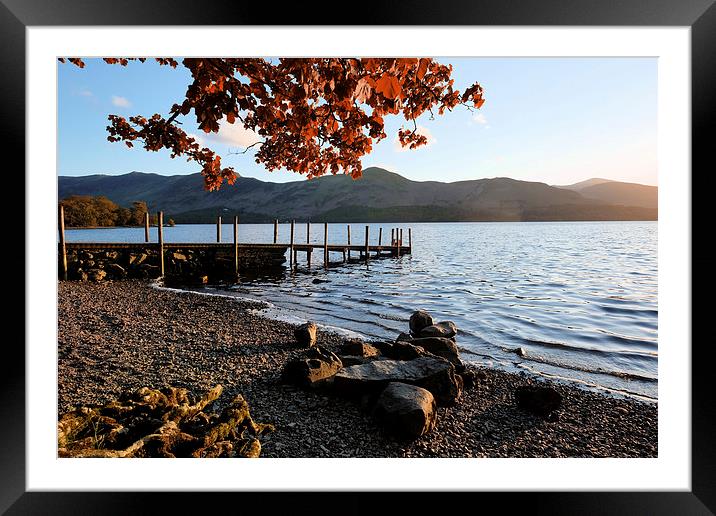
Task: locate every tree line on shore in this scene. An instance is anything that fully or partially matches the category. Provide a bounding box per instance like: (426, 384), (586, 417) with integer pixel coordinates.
(60, 196), (175, 228)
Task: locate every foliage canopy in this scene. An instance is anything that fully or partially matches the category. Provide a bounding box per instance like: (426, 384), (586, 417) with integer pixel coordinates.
(60, 58), (485, 191)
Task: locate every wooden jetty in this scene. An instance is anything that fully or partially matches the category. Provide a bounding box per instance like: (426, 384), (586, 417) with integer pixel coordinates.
(58, 208), (412, 281)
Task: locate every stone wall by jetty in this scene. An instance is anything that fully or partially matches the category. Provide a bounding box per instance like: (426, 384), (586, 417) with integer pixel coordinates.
(60, 244), (288, 284)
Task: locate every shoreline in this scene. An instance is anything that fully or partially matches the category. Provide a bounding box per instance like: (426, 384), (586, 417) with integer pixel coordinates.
(58, 279), (657, 458)
(166, 282), (657, 403)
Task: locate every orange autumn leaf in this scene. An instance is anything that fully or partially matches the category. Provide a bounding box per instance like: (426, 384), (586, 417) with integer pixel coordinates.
(416, 58), (430, 80)
(374, 73), (402, 100)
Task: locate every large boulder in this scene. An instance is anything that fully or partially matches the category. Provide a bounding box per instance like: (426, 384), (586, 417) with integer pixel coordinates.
(390, 342), (428, 361)
(372, 382), (437, 439)
(409, 337), (462, 367)
(281, 347), (342, 388)
(340, 339), (380, 358)
(87, 269), (107, 282)
(409, 310), (434, 334)
(339, 355), (372, 367)
(515, 385), (562, 416)
(128, 253), (148, 266)
(106, 263), (127, 279)
(396, 332), (413, 343)
(294, 322), (317, 348)
(333, 356), (462, 406)
(418, 321), (457, 339)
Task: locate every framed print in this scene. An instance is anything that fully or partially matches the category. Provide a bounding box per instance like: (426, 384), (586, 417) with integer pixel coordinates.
(5, 0), (715, 513)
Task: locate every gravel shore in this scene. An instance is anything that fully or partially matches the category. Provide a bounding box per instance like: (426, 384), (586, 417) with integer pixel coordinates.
(58, 280), (657, 458)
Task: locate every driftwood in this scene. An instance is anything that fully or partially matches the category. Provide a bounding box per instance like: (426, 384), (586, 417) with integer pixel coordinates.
(58, 384), (274, 458)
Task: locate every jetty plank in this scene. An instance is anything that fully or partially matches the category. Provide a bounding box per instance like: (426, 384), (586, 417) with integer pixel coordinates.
(233, 215), (239, 276)
(157, 211), (164, 276)
(59, 205), (68, 281)
(324, 222), (329, 268)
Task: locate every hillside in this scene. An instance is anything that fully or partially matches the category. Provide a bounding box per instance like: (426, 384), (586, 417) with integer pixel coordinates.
(556, 178), (657, 209)
(58, 167), (658, 222)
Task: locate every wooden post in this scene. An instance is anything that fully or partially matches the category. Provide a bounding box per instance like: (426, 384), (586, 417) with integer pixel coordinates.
(289, 220), (295, 269)
(216, 216), (222, 243)
(400, 228), (403, 247)
(391, 228), (395, 246)
(58, 205), (67, 281)
(306, 221), (312, 268)
(364, 225), (370, 263)
(233, 215), (239, 277)
(397, 228), (401, 257)
(408, 227), (412, 252)
(378, 227), (383, 257)
(324, 222), (329, 269)
(273, 219), (278, 244)
(158, 211), (164, 277)
(144, 212), (150, 243)
(347, 225), (351, 260)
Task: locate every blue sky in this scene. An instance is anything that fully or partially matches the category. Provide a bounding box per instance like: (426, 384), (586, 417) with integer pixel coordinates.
(58, 57), (657, 186)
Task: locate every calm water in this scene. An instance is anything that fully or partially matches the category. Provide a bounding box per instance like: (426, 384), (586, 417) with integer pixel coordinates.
(65, 221), (658, 400)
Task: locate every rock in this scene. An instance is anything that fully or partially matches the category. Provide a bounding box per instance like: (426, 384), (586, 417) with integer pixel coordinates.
(87, 269), (107, 282)
(129, 253), (148, 266)
(281, 346), (342, 387)
(461, 370), (477, 389)
(418, 321), (457, 339)
(372, 341), (395, 356)
(395, 332), (413, 343)
(294, 322), (317, 347)
(372, 382), (437, 439)
(409, 310), (434, 334)
(515, 385), (562, 416)
(138, 264), (160, 278)
(390, 342), (428, 360)
(339, 355), (372, 367)
(340, 339), (380, 358)
(333, 356), (462, 406)
(172, 252), (188, 261)
(107, 263), (127, 279)
(516, 347), (527, 357)
(104, 251), (119, 260)
(409, 337), (462, 367)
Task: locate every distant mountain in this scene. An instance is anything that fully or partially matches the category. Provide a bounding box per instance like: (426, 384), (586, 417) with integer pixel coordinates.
(557, 178), (614, 191)
(556, 178), (657, 209)
(58, 167), (658, 223)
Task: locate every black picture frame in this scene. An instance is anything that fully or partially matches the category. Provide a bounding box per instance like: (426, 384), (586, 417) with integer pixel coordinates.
(4, 0), (713, 513)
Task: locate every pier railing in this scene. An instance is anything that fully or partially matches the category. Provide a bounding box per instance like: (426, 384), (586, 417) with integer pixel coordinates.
(58, 207), (412, 280)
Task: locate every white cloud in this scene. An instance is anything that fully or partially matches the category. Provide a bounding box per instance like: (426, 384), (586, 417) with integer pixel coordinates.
(205, 118), (262, 149)
(393, 125), (437, 153)
(111, 95), (131, 108)
(472, 112), (488, 125)
(79, 89), (93, 97)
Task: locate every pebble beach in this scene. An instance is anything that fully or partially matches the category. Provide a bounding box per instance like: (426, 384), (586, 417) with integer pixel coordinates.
(57, 279), (658, 458)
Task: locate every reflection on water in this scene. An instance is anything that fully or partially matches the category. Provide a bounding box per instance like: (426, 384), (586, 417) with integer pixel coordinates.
(66, 221), (658, 400)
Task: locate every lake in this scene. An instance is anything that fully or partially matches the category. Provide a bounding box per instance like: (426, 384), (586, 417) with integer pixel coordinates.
(64, 221), (658, 400)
